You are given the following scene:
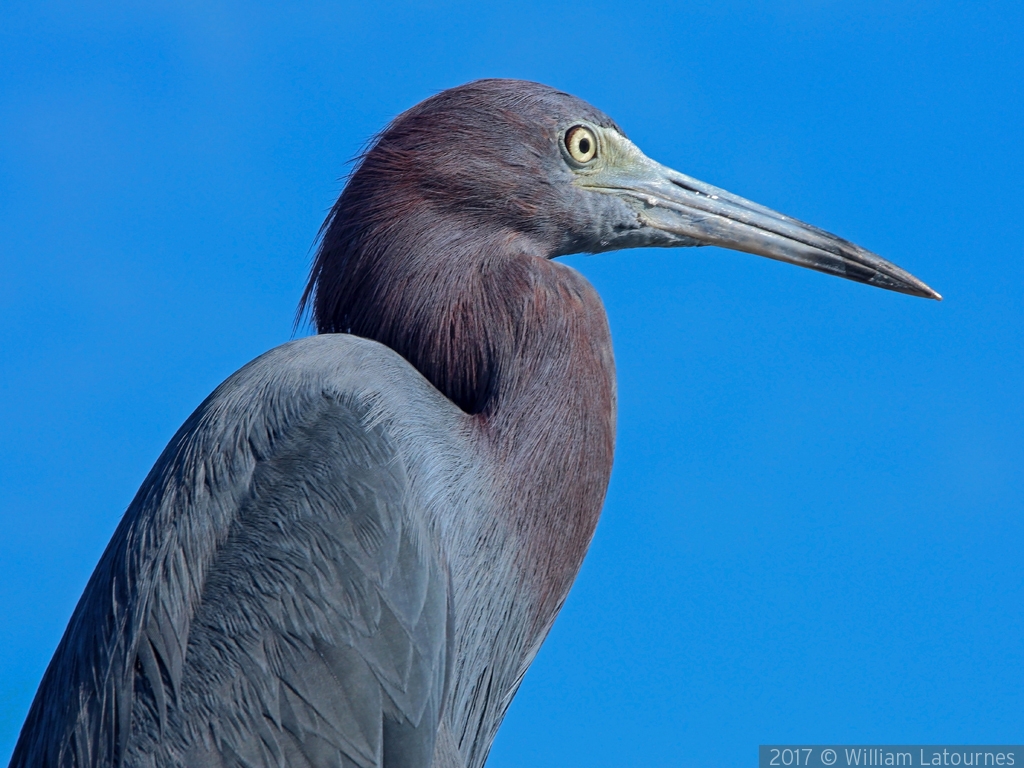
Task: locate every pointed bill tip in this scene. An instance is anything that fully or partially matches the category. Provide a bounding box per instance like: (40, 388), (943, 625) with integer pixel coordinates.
(869, 265), (942, 301)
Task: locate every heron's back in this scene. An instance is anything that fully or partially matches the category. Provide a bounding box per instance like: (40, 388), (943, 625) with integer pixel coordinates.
(10, 336), (477, 768)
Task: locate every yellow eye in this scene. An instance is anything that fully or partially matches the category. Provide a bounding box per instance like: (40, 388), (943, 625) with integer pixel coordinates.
(565, 125), (597, 164)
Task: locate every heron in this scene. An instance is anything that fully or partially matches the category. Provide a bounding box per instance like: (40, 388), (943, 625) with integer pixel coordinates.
(10, 79), (939, 768)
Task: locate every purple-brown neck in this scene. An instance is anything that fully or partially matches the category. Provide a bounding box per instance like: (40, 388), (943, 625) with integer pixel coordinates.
(302, 151), (616, 612)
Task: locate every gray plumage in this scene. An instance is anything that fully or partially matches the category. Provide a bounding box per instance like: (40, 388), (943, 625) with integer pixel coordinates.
(16, 338), (457, 766)
(10, 79), (938, 768)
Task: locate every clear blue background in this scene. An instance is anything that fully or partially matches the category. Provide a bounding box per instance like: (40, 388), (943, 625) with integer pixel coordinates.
(2, 2), (1021, 765)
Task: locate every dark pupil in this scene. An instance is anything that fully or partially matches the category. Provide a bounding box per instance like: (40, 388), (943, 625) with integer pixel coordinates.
(578, 137), (591, 155)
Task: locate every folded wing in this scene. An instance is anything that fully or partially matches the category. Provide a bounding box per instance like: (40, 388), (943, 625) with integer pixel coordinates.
(11, 337), (456, 768)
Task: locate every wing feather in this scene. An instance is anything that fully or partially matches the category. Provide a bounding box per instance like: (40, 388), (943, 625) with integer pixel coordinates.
(10, 338), (455, 768)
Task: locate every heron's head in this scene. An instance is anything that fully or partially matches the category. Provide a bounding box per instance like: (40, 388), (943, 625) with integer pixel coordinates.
(312, 78), (938, 302)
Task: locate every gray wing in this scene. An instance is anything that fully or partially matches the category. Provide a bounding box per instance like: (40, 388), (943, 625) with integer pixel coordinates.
(10, 337), (456, 768)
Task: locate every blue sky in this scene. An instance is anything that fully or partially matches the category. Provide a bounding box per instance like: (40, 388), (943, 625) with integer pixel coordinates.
(1, 1), (1022, 765)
